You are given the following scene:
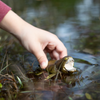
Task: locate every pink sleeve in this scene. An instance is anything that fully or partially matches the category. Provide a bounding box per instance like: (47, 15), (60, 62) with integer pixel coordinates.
(0, 1), (11, 23)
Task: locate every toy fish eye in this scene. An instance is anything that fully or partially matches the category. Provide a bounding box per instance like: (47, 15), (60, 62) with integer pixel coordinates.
(64, 57), (68, 60)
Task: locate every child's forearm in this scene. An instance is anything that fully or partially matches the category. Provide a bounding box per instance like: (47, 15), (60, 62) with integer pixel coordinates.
(0, 10), (27, 40)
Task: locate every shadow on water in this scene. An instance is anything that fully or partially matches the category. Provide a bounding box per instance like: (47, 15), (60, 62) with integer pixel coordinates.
(0, 0), (100, 100)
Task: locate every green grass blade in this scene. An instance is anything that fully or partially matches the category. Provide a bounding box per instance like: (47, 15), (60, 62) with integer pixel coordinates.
(0, 64), (11, 74)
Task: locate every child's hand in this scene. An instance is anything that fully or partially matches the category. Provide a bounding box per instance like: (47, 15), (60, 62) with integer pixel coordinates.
(0, 10), (67, 69)
(20, 26), (67, 69)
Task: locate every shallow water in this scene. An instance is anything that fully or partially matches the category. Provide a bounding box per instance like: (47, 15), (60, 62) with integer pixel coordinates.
(0, 0), (100, 100)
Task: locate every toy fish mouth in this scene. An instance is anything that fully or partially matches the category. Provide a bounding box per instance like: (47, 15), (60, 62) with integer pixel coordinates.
(64, 57), (76, 72)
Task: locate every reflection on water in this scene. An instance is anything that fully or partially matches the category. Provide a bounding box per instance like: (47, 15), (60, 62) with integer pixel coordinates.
(77, 0), (93, 26)
(1, 0), (100, 100)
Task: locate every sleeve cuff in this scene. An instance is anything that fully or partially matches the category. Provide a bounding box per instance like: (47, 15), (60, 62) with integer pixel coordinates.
(0, 1), (11, 23)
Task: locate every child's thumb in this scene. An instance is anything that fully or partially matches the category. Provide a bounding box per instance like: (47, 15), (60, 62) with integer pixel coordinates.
(34, 49), (48, 69)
